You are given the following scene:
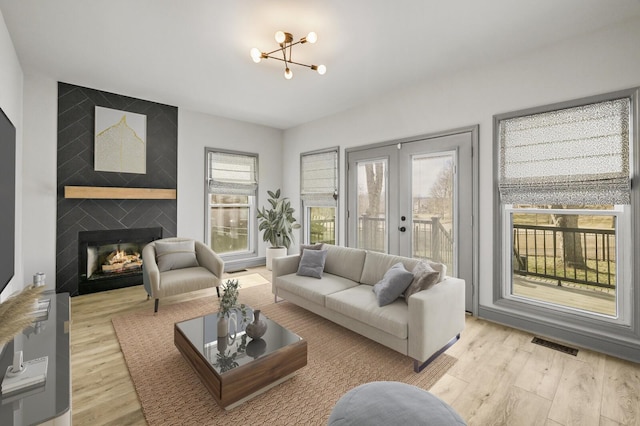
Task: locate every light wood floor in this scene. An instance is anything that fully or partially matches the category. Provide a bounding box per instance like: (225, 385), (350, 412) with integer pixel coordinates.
(70, 267), (640, 426)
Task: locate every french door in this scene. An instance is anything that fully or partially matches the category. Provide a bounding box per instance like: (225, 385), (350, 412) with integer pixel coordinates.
(347, 130), (475, 311)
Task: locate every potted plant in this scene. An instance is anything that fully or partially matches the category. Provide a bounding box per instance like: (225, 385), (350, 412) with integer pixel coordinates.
(256, 189), (301, 270)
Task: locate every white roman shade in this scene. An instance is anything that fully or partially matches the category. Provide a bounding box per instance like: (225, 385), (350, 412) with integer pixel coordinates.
(498, 98), (631, 205)
(301, 150), (338, 206)
(208, 151), (258, 196)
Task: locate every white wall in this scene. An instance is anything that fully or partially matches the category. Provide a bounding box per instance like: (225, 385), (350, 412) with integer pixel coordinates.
(0, 9), (24, 301)
(21, 75), (57, 292)
(283, 18), (640, 309)
(177, 109), (283, 257)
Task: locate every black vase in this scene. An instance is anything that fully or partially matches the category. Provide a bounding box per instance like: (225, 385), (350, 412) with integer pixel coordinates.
(245, 309), (267, 339)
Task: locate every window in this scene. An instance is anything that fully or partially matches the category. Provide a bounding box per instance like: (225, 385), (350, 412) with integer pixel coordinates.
(496, 94), (633, 324)
(300, 148), (338, 245)
(206, 149), (258, 256)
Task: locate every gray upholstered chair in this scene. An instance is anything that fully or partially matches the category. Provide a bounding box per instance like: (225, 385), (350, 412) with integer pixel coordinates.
(142, 237), (224, 312)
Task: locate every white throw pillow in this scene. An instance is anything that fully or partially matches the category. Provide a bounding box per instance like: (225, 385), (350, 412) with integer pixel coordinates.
(404, 261), (441, 300)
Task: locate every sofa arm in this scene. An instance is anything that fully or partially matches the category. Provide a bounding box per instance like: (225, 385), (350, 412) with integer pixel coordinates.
(272, 255), (300, 277)
(194, 241), (224, 282)
(271, 255), (301, 295)
(407, 277), (465, 363)
(142, 244), (160, 298)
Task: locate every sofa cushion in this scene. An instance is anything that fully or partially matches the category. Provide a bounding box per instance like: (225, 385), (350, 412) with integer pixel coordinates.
(297, 249), (328, 279)
(372, 263), (414, 306)
(155, 240), (199, 272)
(155, 266), (215, 297)
(359, 251), (420, 285)
(276, 273), (359, 305)
(300, 243), (324, 256)
(404, 261), (441, 300)
(326, 285), (409, 339)
(324, 245), (367, 282)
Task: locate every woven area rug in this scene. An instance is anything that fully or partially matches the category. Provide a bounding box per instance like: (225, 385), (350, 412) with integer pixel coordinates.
(112, 284), (457, 425)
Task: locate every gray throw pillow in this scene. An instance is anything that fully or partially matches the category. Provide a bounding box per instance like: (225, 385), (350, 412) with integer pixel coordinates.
(296, 249), (328, 279)
(372, 262), (414, 307)
(300, 243), (324, 256)
(155, 240), (199, 272)
(404, 261), (441, 300)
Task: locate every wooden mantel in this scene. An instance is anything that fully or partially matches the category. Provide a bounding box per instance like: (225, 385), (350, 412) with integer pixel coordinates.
(64, 186), (176, 200)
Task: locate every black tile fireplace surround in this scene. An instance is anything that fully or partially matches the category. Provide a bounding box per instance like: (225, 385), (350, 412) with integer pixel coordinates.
(78, 227), (163, 295)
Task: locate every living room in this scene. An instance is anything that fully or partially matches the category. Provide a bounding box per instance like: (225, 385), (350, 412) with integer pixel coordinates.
(1, 1), (640, 425)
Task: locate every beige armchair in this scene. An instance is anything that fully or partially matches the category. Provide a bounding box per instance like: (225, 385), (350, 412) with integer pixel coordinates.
(142, 237), (224, 312)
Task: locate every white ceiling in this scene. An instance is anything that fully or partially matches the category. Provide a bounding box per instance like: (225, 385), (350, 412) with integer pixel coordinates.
(2, 0), (640, 129)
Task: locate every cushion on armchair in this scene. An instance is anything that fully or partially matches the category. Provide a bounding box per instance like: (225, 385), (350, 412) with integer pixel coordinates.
(155, 240), (199, 272)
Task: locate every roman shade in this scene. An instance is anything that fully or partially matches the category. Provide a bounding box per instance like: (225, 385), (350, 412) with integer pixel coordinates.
(301, 149), (338, 206)
(498, 98), (631, 205)
(208, 151), (258, 196)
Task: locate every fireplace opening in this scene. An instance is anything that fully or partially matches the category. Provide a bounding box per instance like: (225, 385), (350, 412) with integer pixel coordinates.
(78, 227), (163, 294)
(87, 242), (143, 280)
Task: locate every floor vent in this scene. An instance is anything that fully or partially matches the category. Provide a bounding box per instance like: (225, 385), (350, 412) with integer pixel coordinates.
(226, 268), (248, 274)
(531, 337), (578, 356)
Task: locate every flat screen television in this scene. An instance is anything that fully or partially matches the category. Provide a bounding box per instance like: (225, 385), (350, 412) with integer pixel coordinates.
(0, 106), (16, 295)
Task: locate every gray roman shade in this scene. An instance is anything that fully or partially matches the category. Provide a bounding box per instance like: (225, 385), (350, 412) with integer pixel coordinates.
(498, 98), (631, 205)
(301, 149), (338, 206)
(207, 151), (258, 196)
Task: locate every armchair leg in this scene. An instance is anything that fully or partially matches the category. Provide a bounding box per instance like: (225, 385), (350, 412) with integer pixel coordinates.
(216, 286), (220, 298)
(154, 299), (159, 313)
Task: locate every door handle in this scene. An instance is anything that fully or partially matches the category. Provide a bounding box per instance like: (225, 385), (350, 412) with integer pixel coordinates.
(398, 226), (406, 232)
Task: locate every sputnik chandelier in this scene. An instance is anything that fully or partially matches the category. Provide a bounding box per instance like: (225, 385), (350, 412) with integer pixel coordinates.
(250, 31), (326, 80)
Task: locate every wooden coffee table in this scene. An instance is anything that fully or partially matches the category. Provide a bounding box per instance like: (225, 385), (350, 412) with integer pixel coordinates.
(174, 307), (307, 410)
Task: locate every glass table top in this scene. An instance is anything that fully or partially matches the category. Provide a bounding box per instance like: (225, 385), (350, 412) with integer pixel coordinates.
(176, 306), (303, 375)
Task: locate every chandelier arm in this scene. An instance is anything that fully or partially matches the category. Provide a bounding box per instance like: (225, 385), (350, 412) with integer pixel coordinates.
(265, 46), (286, 56)
(286, 60), (314, 69)
(281, 43), (288, 67)
(261, 56), (314, 68)
(264, 39), (305, 56)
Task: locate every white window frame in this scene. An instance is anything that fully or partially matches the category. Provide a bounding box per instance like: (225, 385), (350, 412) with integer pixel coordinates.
(300, 147), (339, 245)
(501, 204), (632, 326)
(492, 88), (638, 342)
(205, 148), (258, 259)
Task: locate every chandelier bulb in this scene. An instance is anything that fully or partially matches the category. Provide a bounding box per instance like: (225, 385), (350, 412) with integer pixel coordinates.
(306, 32), (318, 44)
(275, 31), (286, 44)
(250, 47), (262, 63)
(317, 64), (326, 75)
(284, 67), (293, 80)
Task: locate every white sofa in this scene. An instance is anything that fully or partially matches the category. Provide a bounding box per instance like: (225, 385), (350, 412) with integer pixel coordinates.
(272, 245), (465, 372)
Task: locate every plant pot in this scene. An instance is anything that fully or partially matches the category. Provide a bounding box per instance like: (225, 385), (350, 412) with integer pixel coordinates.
(266, 247), (287, 270)
(217, 316), (228, 337)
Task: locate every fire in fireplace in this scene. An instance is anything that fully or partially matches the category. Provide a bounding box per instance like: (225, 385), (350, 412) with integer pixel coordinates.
(88, 243), (143, 279)
(78, 227), (163, 294)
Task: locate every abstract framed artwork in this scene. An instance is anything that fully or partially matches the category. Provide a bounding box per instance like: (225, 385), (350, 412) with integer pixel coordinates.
(94, 106), (147, 174)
